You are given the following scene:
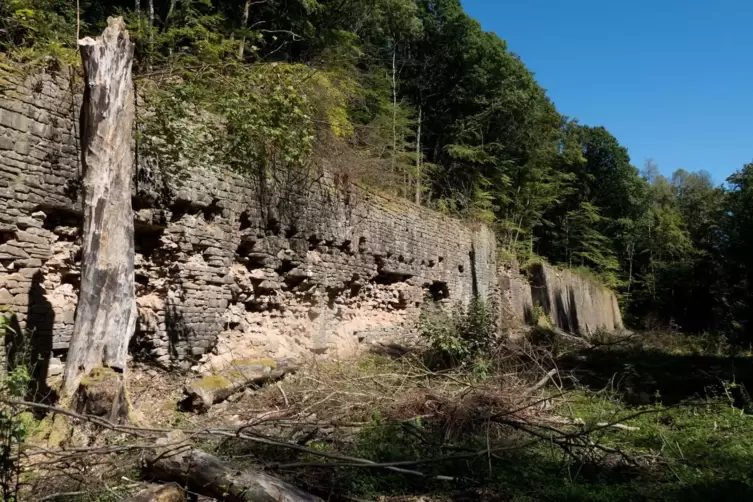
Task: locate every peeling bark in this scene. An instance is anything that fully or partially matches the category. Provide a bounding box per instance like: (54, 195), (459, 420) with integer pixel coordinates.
(62, 17), (137, 416)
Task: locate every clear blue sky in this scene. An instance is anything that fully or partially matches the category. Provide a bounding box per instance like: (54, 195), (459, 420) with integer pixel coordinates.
(461, 0), (753, 184)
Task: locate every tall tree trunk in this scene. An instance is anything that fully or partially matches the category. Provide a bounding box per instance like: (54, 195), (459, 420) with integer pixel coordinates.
(147, 0), (154, 69)
(391, 45), (397, 180)
(62, 17), (137, 421)
(415, 105), (422, 205)
(238, 0), (251, 59)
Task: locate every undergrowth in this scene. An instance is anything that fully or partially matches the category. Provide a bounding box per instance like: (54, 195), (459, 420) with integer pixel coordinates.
(222, 330), (753, 502)
(12, 328), (753, 501)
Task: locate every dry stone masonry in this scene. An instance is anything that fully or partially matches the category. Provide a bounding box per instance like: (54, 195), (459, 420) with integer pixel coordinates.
(0, 66), (622, 378)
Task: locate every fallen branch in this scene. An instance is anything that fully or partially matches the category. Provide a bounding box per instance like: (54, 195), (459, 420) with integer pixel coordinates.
(524, 369), (558, 395)
(572, 418), (639, 431)
(146, 432), (322, 502)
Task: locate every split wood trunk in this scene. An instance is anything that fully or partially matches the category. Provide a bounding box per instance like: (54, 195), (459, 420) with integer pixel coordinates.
(62, 17), (137, 419)
(182, 359), (297, 412)
(146, 433), (322, 502)
(125, 484), (185, 502)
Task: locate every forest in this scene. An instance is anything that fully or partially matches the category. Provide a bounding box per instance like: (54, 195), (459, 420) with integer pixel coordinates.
(1, 0), (751, 340)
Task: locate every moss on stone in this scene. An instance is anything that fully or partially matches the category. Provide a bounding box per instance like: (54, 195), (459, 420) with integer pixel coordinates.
(230, 359), (277, 368)
(191, 374), (232, 390)
(48, 415), (69, 447)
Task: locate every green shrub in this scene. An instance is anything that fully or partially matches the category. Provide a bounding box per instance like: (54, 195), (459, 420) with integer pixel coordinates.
(0, 313), (33, 502)
(419, 295), (498, 366)
(0, 308), (32, 502)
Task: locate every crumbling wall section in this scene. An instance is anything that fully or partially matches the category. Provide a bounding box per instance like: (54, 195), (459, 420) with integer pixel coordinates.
(497, 261), (624, 337)
(497, 262), (534, 328)
(0, 67), (497, 374)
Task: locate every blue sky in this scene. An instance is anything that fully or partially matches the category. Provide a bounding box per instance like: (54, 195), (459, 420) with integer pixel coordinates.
(461, 0), (753, 184)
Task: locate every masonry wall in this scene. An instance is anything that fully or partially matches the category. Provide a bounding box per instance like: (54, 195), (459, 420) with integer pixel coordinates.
(497, 261), (624, 337)
(0, 67), (497, 375)
(529, 263), (623, 335)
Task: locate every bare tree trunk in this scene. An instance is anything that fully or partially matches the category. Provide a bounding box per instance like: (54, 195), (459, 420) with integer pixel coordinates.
(239, 0), (251, 59)
(415, 105), (421, 205)
(166, 0), (177, 26)
(62, 17), (137, 421)
(391, 45), (397, 179)
(147, 0), (154, 68)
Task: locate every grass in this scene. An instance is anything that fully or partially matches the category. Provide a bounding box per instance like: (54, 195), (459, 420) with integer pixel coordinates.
(231, 332), (753, 501)
(17, 331), (753, 502)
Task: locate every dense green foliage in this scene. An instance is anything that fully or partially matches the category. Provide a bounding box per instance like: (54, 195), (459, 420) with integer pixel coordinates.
(419, 296), (498, 368)
(0, 310), (32, 502)
(2, 0), (753, 340)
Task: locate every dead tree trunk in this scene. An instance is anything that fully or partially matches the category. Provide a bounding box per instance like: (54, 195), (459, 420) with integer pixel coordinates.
(238, 0), (251, 58)
(62, 17), (137, 421)
(146, 433), (322, 502)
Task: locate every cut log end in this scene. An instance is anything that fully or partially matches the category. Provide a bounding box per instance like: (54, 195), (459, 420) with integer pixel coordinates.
(72, 367), (129, 423)
(125, 484), (185, 502)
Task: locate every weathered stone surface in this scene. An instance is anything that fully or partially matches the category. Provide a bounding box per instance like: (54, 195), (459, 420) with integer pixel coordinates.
(526, 263), (623, 336)
(498, 262), (535, 329)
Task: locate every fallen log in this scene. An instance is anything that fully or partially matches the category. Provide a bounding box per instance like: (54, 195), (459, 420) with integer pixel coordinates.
(145, 432), (322, 502)
(182, 358), (298, 412)
(551, 327), (593, 348)
(523, 368), (558, 396)
(125, 483), (185, 502)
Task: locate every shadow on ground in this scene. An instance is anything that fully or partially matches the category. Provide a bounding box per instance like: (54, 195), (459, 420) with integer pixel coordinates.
(557, 341), (753, 407)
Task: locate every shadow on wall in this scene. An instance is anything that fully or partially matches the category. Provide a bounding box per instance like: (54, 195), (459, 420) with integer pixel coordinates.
(552, 286), (581, 334)
(530, 265), (550, 322)
(5, 272), (55, 403)
(165, 299), (197, 367)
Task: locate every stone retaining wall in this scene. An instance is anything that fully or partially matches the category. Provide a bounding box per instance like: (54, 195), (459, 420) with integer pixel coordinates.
(0, 67), (496, 374)
(0, 66), (624, 379)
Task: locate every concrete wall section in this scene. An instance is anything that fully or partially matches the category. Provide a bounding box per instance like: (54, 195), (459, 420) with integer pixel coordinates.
(529, 263), (623, 335)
